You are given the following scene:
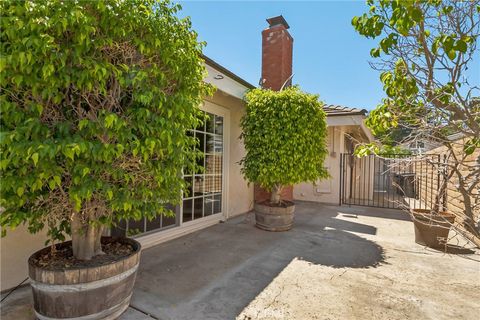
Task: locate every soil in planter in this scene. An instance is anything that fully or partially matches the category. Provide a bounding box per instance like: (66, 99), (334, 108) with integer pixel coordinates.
(31, 238), (135, 270)
(259, 200), (295, 208)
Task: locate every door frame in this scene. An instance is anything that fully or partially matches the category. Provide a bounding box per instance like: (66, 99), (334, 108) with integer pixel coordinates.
(136, 101), (230, 249)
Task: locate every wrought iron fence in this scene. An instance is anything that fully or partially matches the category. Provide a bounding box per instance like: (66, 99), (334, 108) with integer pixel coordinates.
(339, 153), (446, 210)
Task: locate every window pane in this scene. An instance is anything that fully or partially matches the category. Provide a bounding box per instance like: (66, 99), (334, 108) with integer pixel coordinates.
(196, 132), (205, 153)
(213, 194), (222, 214)
(162, 204), (176, 228)
(163, 215), (176, 228)
(204, 196), (214, 217)
(195, 158), (204, 174)
(127, 218), (145, 236)
(146, 215), (161, 232)
(213, 154), (222, 175)
(204, 175), (215, 195)
(206, 112), (215, 133)
(111, 220), (126, 237)
(193, 175), (204, 197)
(205, 154), (215, 175)
(195, 111), (206, 131)
(183, 199), (193, 222)
(214, 135), (223, 153)
(215, 115), (223, 135)
(206, 134), (215, 153)
(214, 175), (222, 193)
(193, 197), (204, 220)
(184, 176), (193, 198)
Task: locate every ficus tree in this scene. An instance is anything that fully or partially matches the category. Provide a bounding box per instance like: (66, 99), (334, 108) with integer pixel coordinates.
(352, 0), (480, 246)
(0, 0), (213, 260)
(240, 87), (329, 205)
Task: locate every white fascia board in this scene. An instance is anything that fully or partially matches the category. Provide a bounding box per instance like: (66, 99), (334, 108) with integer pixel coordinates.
(204, 64), (250, 99)
(327, 114), (375, 142)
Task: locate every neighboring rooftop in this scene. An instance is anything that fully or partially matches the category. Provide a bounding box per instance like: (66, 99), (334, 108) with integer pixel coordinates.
(323, 104), (367, 116)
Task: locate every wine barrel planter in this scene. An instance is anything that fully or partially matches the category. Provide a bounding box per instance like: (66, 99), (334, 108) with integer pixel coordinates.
(28, 237), (141, 320)
(411, 209), (455, 249)
(254, 201), (295, 231)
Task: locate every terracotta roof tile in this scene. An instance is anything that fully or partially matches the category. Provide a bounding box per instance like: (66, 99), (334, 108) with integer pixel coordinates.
(323, 104), (367, 116)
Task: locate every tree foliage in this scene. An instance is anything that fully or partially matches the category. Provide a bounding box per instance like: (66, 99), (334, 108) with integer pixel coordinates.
(352, 0), (480, 247)
(0, 0), (212, 259)
(240, 87), (329, 203)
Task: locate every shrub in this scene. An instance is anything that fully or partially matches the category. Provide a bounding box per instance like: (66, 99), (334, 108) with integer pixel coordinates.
(0, 0), (212, 259)
(240, 87), (329, 204)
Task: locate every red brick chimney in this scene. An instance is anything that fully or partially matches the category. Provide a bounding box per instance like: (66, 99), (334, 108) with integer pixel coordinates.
(254, 15), (294, 203)
(261, 15), (293, 90)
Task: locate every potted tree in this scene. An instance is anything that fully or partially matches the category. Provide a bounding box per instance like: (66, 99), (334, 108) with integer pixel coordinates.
(240, 87), (329, 231)
(0, 0), (211, 319)
(352, 0), (480, 248)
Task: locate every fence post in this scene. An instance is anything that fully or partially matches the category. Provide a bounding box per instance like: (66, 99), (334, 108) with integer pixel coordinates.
(442, 154), (447, 211)
(339, 153), (343, 206)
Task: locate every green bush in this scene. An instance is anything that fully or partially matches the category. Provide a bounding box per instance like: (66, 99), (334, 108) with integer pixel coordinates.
(0, 0), (212, 259)
(240, 87), (329, 204)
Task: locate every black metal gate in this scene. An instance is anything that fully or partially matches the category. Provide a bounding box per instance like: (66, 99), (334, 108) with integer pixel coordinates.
(339, 153), (444, 209)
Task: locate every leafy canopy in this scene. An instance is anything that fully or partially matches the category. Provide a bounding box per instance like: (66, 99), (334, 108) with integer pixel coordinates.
(0, 0), (212, 241)
(240, 87), (329, 192)
(352, 0), (480, 155)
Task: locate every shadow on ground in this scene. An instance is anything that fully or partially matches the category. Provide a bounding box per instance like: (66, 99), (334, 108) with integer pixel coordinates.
(0, 201), (387, 320)
(128, 201), (386, 320)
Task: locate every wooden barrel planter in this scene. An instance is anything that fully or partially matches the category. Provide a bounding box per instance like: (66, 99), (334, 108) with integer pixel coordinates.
(254, 201), (295, 231)
(28, 237), (141, 320)
(411, 209), (455, 249)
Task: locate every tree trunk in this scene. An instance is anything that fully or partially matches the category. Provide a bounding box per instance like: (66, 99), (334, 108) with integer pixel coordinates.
(71, 213), (103, 260)
(270, 185), (282, 205)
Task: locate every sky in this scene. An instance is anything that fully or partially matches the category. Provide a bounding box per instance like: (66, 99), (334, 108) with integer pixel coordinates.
(176, 0), (389, 110)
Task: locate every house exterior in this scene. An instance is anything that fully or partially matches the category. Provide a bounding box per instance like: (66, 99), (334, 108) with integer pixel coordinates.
(0, 16), (373, 292)
(295, 105), (374, 204)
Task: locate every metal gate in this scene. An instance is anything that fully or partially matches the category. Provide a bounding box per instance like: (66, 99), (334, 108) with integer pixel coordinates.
(339, 153), (444, 209)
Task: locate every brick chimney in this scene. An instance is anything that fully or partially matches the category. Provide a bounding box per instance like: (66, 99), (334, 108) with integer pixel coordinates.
(254, 15), (294, 203)
(261, 15), (293, 90)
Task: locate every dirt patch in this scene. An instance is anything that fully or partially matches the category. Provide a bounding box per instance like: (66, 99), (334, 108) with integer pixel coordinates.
(30, 238), (135, 270)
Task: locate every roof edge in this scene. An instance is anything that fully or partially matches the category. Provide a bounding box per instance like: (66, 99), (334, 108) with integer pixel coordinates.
(202, 54), (256, 90)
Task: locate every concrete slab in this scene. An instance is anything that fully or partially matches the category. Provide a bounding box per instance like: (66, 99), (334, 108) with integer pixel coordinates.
(1, 202), (478, 320)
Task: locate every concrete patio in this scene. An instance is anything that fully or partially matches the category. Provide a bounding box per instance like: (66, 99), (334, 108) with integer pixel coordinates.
(1, 201), (479, 320)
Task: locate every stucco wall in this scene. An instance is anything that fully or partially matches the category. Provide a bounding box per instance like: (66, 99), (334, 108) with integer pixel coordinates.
(1, 225), (49, 291)
(205, 91), (254, 217)
(294, 125), (373, 204)
(294, 126), (345, 204)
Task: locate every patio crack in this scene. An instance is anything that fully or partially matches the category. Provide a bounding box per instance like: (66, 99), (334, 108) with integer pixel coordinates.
(330, 269), (348, 280)
(128, 304), (160, 320)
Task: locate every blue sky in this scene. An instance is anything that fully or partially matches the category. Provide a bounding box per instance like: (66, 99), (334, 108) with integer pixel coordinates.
(176, 0), (387, 110)
(177, 0), (480, 111)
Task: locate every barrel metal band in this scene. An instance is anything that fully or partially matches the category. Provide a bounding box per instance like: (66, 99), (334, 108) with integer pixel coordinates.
(34, 293), (132, 320)
(30, 263), (138, 292)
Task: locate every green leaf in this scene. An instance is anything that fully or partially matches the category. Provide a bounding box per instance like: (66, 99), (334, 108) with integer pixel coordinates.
(16, 187), (24, 196)
(447, 49), (457, 60)
(54, 176), (61, 187)
(31, 153), (39, 167)
(453, 40), (467, 53)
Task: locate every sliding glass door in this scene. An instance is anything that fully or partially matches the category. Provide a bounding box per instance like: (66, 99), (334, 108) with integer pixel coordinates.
(111, 106), (226, 237)
(182, 110), (224, 223)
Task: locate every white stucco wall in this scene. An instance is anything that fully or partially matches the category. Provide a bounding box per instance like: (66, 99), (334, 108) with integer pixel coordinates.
(294, 126), (346, 204)
(205, 91), (253, 217)
(1, 225), (49, 291)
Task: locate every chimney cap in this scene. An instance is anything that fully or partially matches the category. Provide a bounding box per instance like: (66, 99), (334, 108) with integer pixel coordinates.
(266, 15), (290, 29)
